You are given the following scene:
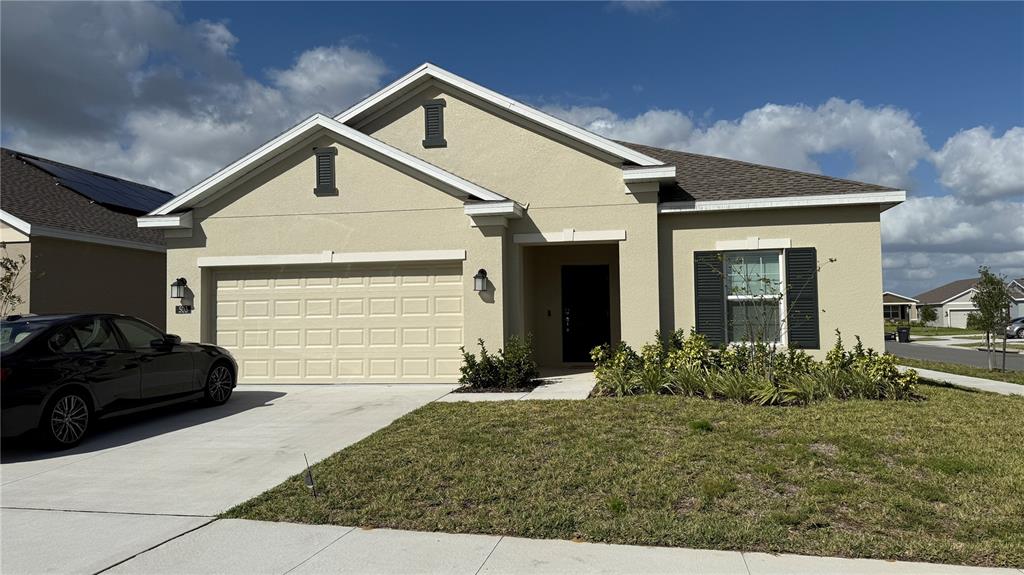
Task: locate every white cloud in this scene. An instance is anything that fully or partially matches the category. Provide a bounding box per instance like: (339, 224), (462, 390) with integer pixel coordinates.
(544, 98), (929, 188)
(932, 126), (1024, 202)
(0, 3), (388, 193)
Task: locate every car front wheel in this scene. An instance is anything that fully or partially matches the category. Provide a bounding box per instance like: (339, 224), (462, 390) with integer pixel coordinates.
(1016, 327), (1024, 339)
(203, 363), (234, 406)
(42, 390), (91, 448)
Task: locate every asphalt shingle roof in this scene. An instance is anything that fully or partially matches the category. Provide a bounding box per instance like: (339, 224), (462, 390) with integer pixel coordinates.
(1, 149), (167, 247)
(616, 141), (899, 202)
(914, 278), (980, 305)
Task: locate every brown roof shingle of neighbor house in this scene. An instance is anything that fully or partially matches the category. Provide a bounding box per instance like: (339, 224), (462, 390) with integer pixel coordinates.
(1, 149), (170, 247)
(617, 140), (899, 202)
(914, 277), (980, 305)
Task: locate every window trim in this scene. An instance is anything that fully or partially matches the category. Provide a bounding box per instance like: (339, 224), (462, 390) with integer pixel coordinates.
(722, 249), (788, 346)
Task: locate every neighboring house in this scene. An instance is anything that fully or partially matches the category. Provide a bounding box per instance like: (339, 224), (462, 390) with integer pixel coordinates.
(882, 292), (918, 323)
(1010, 279), (1024, 318)
(914, 278), (980, 329)
(1, 149), (170, 328)
(139, 63), (904, 384)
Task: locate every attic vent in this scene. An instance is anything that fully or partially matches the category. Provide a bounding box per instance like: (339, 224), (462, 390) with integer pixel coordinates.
(422, 99), (447, 148)
(313, 147), (338, 196)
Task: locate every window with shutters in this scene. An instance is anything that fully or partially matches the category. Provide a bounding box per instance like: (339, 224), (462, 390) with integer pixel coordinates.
(313, 147), (338, 196)
(422, 99), (447, 148)
(724, 251), (783, 343)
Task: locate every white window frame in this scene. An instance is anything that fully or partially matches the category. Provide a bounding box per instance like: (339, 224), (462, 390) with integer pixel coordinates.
(723, 249), (788, 347)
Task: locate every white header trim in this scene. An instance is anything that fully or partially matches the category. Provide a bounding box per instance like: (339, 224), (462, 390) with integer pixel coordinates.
(463, 201), (524, 218)
(197, 249), (467, 268)
(715, 237), (791, 251)
(513, 229), (626, 245)
(658, 191), (907, 214)
(147, 114), (507, 217)
(137, 212), (193, 229)
(334, 63), (664, 167)
(0, 210), (32, 235)
(883, 291), (920, 303)
(623, 166), (676, 183)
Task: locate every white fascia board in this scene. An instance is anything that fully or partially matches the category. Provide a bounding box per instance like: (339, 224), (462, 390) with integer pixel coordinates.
(883, 291), (920, 303)
(31, 226), (165, 253)
(513, 229), (626, 245)
(197, 249), (466, 268)
(623, 165), (676, 183)
(658, 191), (907, 214)
(149, 114), (506, 216)
(0, 210), (32, 235)
(335, 63), (665, 167)
(463, 201), (524, 218)
(137, 212), (193, 230)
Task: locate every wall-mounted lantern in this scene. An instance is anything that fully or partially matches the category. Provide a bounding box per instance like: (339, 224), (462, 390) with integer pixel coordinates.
(473, 269), (488, 292)
(170, 277), (188, 299)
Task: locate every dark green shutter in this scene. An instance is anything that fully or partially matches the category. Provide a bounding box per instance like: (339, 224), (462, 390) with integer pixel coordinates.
(313, 147), (338, 196)
(694, 251), (725, 346)
(786, 248), (820, 349)
(422, 99), (447, 148)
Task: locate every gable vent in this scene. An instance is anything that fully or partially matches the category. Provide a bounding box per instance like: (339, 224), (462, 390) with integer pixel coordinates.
(422, 99), (447, 148)
(313, 147), (338, 196)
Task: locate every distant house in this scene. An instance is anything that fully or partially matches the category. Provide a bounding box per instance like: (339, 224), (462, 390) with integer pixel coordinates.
(882, 291), (918, 322)
(0, 149), (171, 327)
(913, 278), (981, 329)
(1010, 279), (1024, 318)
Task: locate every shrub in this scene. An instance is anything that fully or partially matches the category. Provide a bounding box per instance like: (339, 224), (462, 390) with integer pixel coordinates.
(590, 328), (920, 406)
(459, 335), (538, 390)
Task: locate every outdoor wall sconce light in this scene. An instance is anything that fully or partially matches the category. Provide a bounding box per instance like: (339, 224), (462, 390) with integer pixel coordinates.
(170, 277), (188, 299)
(473, 269), (488, 292)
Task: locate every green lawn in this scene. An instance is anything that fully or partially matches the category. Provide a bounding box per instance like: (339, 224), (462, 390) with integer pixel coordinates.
(895, 356), (1024, 385)
(226, 386), (1024, 568)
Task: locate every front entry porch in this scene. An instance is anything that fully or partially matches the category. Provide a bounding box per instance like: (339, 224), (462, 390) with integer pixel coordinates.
(522, 243), (621, 368)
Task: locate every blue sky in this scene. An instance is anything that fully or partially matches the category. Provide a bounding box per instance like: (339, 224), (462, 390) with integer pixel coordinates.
(2, 1), (1022, 296)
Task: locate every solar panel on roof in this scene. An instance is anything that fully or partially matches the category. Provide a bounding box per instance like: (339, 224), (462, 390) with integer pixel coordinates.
(20, 156), (172, 214)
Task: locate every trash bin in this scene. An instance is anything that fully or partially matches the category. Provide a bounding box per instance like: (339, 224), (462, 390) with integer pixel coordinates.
(896, 326), (911, 343)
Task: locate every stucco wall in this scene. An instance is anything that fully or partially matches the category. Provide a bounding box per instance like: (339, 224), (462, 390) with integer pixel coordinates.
(1, 221), (30, 243)
(163, 133), (506, 349)
(357, 83), (661, 347)
(659, 205), (885, 357)
(28, 237), (165, 328)
(1, 239), (31, 315)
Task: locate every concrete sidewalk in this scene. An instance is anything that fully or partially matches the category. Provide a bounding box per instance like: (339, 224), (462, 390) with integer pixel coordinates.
(901, 365), (1024, 396)
(105, 518), (1020, 574)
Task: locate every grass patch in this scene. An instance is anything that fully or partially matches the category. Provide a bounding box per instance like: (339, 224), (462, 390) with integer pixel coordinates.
(894, 356), (1024, 385)
(888, 325), (984, 337)
(226, 386), (1024, 568)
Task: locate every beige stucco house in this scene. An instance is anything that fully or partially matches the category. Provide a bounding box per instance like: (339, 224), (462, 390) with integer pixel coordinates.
(139, 64), (904, 383)
(1, 149), (169, 328)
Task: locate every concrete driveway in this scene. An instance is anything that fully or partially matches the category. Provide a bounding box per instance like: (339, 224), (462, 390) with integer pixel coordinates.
(0, 384), (454, 574)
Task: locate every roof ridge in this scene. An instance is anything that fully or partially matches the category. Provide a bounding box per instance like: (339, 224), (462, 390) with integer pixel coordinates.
(615, 140), (900, 191)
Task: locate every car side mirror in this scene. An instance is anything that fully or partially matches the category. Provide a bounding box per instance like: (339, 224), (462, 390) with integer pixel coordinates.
(150, 334), (181, 348)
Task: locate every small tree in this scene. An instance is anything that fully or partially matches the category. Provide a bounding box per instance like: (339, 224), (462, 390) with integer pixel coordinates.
(0, 243), (29, 317)
(919, 305), (937, 325)
(970, 266), (1012, 370)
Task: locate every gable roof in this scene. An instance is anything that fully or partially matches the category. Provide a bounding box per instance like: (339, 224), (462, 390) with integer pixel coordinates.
(617, 141), (901, 203)
(334, 63), (665, 167)
(147, 114), (508, 217)
(883, 291), (919, 303)
(1, 149), (166, 249)
(914, 278), (980, 305)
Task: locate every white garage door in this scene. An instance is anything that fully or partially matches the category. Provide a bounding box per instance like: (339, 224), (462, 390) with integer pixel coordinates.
(948, 309), (974, 329)
(214, 263), (464, 383)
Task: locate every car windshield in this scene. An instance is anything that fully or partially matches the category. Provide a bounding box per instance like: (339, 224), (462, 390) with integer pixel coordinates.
(0, 319), (57, 353)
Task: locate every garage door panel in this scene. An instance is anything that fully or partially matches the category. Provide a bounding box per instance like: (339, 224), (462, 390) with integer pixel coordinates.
(215, 263), (464, 383)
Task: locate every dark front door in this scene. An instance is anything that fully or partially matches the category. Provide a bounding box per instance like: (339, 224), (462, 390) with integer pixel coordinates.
(561, 265), (611, 363)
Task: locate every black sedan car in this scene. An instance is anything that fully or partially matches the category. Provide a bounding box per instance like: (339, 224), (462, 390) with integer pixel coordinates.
(1, 313), (236, 448)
